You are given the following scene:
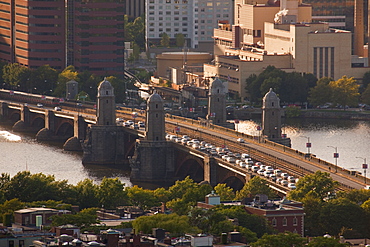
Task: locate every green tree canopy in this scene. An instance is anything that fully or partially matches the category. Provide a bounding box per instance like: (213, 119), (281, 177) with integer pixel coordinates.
(329, 76), (359, 109)
(288, 171), (339, 202)
(308, 77), (333, 107)
(175, 33), (185, 48)
(235, 176), (275, 200)
(97, 177), (127, 209)
(160, 32), (170, 47)
(214, 183), (235, 201)
(126, 185), (160, 210)
(250, 232), (306, 247)
(307, 236), (348, 247)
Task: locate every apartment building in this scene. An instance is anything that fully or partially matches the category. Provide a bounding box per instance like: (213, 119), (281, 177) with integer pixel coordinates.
(145, 0), (234, 50)
(0, 0), (66, 70)
(0, 0), (125, 76)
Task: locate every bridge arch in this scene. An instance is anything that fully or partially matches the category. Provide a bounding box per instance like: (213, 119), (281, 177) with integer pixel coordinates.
(176, 155), (204, 182)
(55, 121), (74, 137)
(218, 170), (246, 191)
(8, 111), (20, 123)
(30, 116), (45, 130)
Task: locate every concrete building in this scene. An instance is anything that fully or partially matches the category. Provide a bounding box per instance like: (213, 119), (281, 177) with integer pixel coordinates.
(145, 0), (234, 50)
(0, 0), (125, 76)
(125, 0), (145, 20)
(204, 0), (370, 100)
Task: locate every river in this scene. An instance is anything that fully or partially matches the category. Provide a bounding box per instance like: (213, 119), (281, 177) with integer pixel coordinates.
(0, 124), (132, 186)
(0, 117), (369, 185)
(238, 118), (370, 174)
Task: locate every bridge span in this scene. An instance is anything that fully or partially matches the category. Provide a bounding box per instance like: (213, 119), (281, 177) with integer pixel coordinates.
(0, 100), (366, 191)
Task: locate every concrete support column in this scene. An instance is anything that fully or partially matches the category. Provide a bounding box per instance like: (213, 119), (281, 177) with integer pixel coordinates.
(74, 115), (86, 140)
(45, 110), (56, 132)
(20, 105), (30, 124)
(203, 155), (217, 186)
(0, 102), (9, 119)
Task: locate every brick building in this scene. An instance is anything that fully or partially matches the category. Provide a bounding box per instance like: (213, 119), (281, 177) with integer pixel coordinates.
(14, 207), (70, 227)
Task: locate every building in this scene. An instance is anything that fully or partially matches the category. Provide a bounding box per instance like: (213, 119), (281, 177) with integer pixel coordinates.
(204, 0), (369, 100)
(0, 0), (66, 70)
(145, 0), (234, 50)
(67, 0), (125, 76)
(14, 207), (70, 227)
(0, 0), (125, 76)
(197, 193), (305, 236)
(125, 0), (145, 20)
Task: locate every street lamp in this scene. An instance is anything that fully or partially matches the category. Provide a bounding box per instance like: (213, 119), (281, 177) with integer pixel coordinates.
(327, 146), (339, 173)
(302, 136), (311, 155)
(356, 157), (367, 185)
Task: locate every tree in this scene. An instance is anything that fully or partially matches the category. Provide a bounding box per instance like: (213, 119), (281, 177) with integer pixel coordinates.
(307, 236), (348, 247)
(360, 84), (370, 105)
(97, 177), (127, 209)
(301, 194), (325, 236)
(214, 183), (235, 201)
(54, 65), (78, 97)
(362, 71), (370, 92)
(235, 176), (274, 200)
(126, 185), (160, 210)
(250, 232), (306, 247)
(2, 63), (30, 89)
(175, 33), (185, 48)
(75, 179), (100, 209)
(51, 211), (99, 228)
(160, 32), (170, 47)
(319, 198), (368, 237)
(31, 65), (59, 95)
(329, 76), (359, 109)
(308, 77), (333, 107)
(288, 171), (339, 202)
(132, 213), (198, 236)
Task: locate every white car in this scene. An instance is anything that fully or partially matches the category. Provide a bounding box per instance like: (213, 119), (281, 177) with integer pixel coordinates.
(237, 138), (245, 143)
(288, 183), (296, 189)
(257, 169), (265, 175)
(251, 166), (259, 172)
(239, 162), (247, 168)
(264, 170), (273, 177)
(234, 153), (241, 159)
(37, 103), (43, 108)
(280, 180), (289, 186)
(241, 153), (250, 159)
(226, 157), (236, 163)
(274, 169), (282, 176)
(281, 173), (289, 179)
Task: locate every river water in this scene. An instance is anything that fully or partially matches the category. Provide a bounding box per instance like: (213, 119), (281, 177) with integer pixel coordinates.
(0, 117), (369, 185)
(238, 118), (370, 174)
(0, 124), (132, 186)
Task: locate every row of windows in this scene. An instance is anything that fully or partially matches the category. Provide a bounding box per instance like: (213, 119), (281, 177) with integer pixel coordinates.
(76, 41), (124, 46)
(16, 46), (62, 53)
(271, 217), (298, 227)
(76, 7), (122, 12)
(79, 58), (123, 63)
(149, 22), (188, 27)
(0, 1), (10, 5)
(16, 54), (61, 61)
(76, 15), (124, 21)
(16, 30), (61, 36)
(149, 11), (187, 15)
(81, 49), (124, 55)
(16, 38), (62, 44)
(148, 28), (188, 35)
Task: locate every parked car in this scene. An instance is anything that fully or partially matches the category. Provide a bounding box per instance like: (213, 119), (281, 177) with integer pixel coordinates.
(54, 106), (62, 111)
(280, 173), (289, 179)
(241, 153), (250, 159)
(226, 157), (236, 163)
(239, 162), (247, 168)
(37, 103), (43, 108)
(280, 180), (289, 186)
(274, 169), (282, 176)
(251, 166), (259, 172)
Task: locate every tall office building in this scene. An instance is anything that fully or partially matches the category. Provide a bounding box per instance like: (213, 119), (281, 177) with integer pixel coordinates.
(0, 0), (125, 76)
(126, 0), (145, 20)
(145, 0), (234, 50)
(68, 0), (125, 75)
(0, 0), (66, 70)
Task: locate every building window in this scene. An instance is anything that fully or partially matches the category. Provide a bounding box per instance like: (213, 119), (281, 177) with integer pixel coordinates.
(8, 240), (14, 247)
(283, 217), (287, 226)
(156, 104), (158, 108)
(293, 217), (298, 226)
(272, 218), (277, 227)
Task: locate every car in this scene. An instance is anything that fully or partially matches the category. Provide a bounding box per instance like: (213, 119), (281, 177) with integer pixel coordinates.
(222, 155), (229, 160)
(269, 174), (277, 182)
(138, 121), (145, 128)
(37, 103), (43, 108)
(239, 162), (247, 168)
(175, 138), (182, 143)
(126, 120), (134, 126)
(123, 122), (131, 127)
(54, 106), (62, 111)
(287, 176), (296, 183)
(255, 162), (263, 166)
(241, 153), (250, 159)
(227, 152), (234, 157)
(274, 169), (282, 176)
(209, 150), (218, 156)
(237, 138), (245, 143)
(287, 183), (296, 189)
(264, 170), (273, 177)
(251, 166), (259, 172)
(265, 166), (274, 172)
(234, 153), (241, 159)
(276, 178), (283, 184)
(236, 159), (242, 165)
(246, 163), (253, 170)
(130, 123), (139, 130)
(257, 169), (265, 175)
(226, 157), (236, 163)
(192, 143), (200, 149)
(280, 180), (289, 186)
(280, 173), (289, 179)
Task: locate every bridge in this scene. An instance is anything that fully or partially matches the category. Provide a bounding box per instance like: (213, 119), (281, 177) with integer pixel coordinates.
(0, 99), (366, 192)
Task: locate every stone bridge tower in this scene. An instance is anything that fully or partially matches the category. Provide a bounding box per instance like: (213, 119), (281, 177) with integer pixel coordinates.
(130, 92), (175, 185)
(82, 78), (126, 165)
(207, 77), (227, 125)
(262, 88), (291, 147)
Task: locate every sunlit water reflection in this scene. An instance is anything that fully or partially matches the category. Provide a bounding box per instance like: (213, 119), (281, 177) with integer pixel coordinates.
(0, 125), (132, 186)
(237, 118), (370, 174)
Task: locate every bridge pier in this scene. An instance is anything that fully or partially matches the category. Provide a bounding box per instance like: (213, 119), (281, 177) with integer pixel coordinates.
(12, 105), (39, 132)
(203, 156), (218, 186)
(0, 102), (9, 122)
(64, 115), (88, 151)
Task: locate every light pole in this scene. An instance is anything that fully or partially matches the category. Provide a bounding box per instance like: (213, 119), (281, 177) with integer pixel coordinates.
(302, 136), (311, 155)
(327, 146), (339, 173)
(356, 157), (367, 185)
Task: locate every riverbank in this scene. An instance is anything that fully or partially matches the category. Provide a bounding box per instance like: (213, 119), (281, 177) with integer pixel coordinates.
(301, 109), (370, 120)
